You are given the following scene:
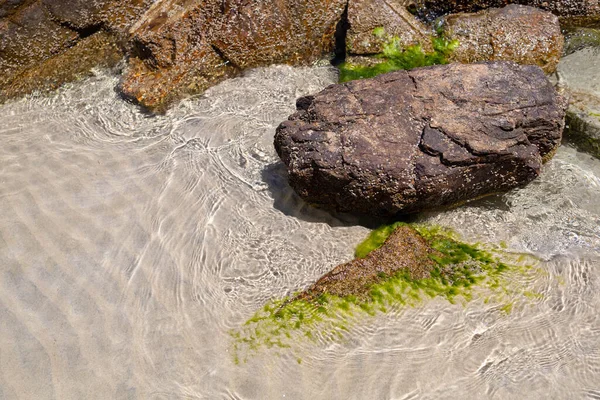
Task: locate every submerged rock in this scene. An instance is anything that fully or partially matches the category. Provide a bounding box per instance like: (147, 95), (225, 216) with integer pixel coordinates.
(556, 47), (600, 158)
(297, 225), (439, 301)
(443, 5), (564, 74)
(0, 1), (79, 87)
(119, 0), (347, 113)
(275, 61), (567, 216)
(563, 27), (600, 55)
(0, 32), (123, 103)
(231, 222), (535, 360)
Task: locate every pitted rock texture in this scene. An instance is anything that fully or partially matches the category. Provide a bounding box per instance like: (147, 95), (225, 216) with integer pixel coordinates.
(119, 0), (347, 113)
(444, 5), (564, 74)
(0, 0), (153, 102)
(346, 0), (433, 55)
(275, 62), (567, 216)
(297, 225), (438, 301)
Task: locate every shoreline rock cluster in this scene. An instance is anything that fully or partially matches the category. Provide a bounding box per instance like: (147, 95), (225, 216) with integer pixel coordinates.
(0, 0), (589, 112)
(2, 0), (599, 312)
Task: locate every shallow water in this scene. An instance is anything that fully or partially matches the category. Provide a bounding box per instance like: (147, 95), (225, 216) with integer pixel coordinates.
(0, 66), (599, 399)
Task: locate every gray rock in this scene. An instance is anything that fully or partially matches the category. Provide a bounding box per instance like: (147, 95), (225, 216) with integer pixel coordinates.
(556, 47), (600, 158)
(275, 62), (567, 216)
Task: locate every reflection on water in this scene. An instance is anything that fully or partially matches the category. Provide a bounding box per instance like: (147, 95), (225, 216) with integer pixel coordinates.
(0, 66), (599, 399)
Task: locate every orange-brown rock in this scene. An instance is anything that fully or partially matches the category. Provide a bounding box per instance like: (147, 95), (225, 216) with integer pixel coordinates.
(346, 0), (433, 55)
(443, 5), (564, 74)
(0, 31), (123, 103)
(0, 0), (153, 102)
(0, 1), (78, 86)
(119, 0), (347, 113)
(41, 0), (153, 34)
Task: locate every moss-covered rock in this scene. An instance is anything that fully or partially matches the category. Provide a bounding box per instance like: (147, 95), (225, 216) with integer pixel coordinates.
(346, 0), (433, 55)
(338, 34), (457, 82)
(563, 27), (600, 55)
(231, 223), (541, 363)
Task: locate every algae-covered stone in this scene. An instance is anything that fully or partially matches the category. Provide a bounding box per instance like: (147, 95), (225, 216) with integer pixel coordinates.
(563, 27), (600, 55)
(297, 225), (439, 301)
(232, 223), (540, 361)
(346, 0), (433, 55)
(442, 5), (564, 74)
(556, 47), (600, 158)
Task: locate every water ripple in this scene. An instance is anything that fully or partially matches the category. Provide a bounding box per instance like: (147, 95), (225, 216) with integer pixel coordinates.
(1, 65), (600, 399)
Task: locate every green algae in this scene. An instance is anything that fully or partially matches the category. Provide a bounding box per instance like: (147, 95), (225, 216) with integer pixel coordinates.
(338, 30), (458, 83)
(372, 27), (386, 38)
(231, 223), (541, 364)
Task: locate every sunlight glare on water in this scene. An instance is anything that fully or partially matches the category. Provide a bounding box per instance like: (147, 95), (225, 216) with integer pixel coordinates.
(0, 66), (600, 399)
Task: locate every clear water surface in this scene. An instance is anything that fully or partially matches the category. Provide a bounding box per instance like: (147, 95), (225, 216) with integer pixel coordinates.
(1, 65), (599, 399)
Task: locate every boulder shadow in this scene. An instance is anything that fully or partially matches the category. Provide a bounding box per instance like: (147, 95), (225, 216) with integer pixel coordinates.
(261, 162), (417, 229)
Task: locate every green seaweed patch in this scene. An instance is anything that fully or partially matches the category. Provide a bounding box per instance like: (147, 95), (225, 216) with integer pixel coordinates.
(372, 26), (386, 38)
(339, 34), (458, 83)
(231, 223), (540, 364)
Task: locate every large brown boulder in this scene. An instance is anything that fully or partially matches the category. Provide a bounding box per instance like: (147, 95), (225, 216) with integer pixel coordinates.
(275, 62), (567, 216)
(443, 5), (564, 74)
(119, 0), (347, 113)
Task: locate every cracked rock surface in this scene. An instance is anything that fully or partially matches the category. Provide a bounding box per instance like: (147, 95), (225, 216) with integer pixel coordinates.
(119, 0), (347, 113)
(275, 62), (567, 216)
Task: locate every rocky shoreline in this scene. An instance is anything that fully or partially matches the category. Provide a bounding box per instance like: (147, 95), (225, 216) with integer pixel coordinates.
(0, 0), (591, 111)
(2, 0), (600, 328)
